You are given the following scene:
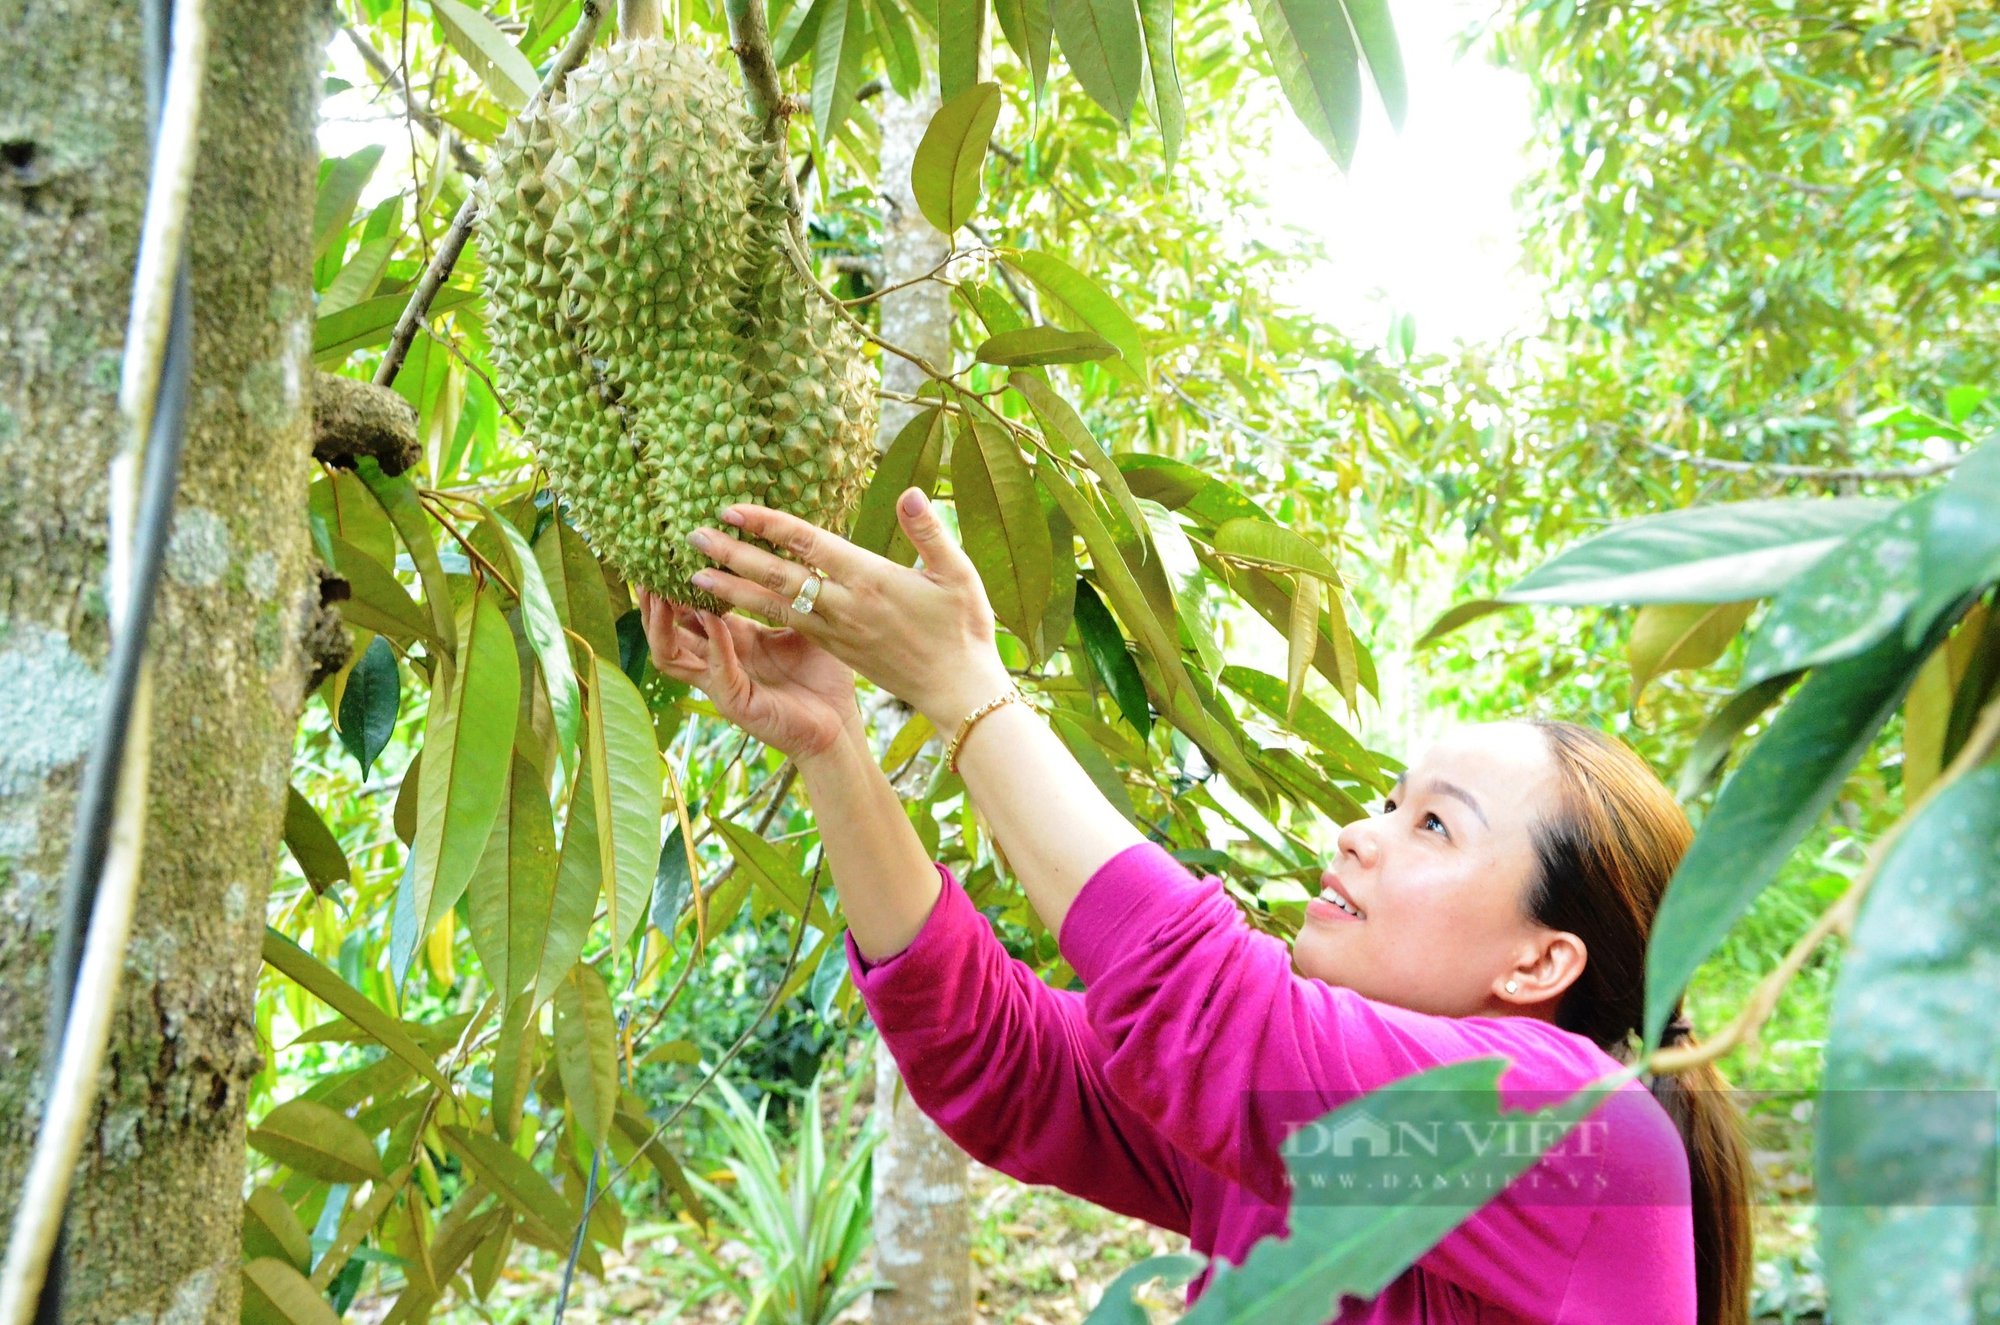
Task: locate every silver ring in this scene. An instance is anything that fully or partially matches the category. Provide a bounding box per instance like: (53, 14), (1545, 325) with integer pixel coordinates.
(789, 566), (829, 616)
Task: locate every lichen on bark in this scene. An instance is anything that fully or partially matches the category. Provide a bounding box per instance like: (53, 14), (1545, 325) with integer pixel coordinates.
(0, 0), (325, 1319)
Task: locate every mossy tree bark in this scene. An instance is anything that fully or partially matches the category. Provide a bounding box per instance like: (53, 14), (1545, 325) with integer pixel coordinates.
(865, 84), (976, 1325)
(0, 1), (324, 1319)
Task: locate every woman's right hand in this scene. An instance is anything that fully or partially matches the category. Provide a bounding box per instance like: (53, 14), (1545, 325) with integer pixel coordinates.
(636, 588), (863, 765)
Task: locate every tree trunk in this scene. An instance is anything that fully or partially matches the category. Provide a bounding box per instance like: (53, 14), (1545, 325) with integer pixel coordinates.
(864, 85), (977, 1325)
(0, 2), (323, 1320)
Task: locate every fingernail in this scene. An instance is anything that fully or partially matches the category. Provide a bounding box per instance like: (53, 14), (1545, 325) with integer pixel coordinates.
(687, 529), (711, 551)
(692, 571), (715, 589)
(900, 489), (923, 516)
(721, 507), (746, 526)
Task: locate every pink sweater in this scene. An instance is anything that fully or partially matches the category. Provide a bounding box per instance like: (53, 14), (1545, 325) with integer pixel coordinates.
(846, 840), (1696, 1324)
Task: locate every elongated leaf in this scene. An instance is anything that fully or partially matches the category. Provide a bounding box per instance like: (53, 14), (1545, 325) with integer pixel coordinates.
(954, 416), (1054, 652)
(314, 146), (386, 264)
(1181, 1060), (1618, 1321)
(1907, 434), (2000, 644)
(337, 636), (402, 778)
(1291, 576), (1323, 718)
(1051, 0), (1142, 123)
(992, 0), (1053, 96)
(869, 0), (922, 96)
(244, 1186), (313, 1272)
(1740, 494), (1933, 689)
(912, 82), (1002, 234)
(1673, 672), (1797, 801)
(812, 0), (865, 145)
(1002, 249), (1148, 380)
(773, 0), (827, 66)
(976, 326), (1118, 366)
(250, 1099), (386, 1184)
(1505, 498), (1896, 606)
(1249, 0), (1359, 168)
(536, 512), (620, 665)
(1040, 493), (1077, 663)
(319, 237), (397, 316)
(483, 507), (583, 755)
(441, 1126), (577, 1245)
(243, 1259), (341, 1325)
(1643, 616), (1947, 1045)
(587, 653), (665, 953)
(328, 535), (434, 645)
(1819, 764), (2000, 1322)
(1627, 600), (1755, 704)
(544, 758), (605, 1003)
(310, 469), (398, 571)
(491, 992), (539, 1141)
(937, 0), (986, 100)
(412, 591), (520, 944)
(717, 821), (834, 930)
(1080, 1253), (1206, 1324)
(1135, 0), (1184, 167)
(1074, 580), (1151, 737)
(1341, 0), (1406, 127)
(553, 964), (619, 1156)
(1118, 452), (1267, 529)
(263, 930), (452, 1093)
(359, 463), (459, 654)
(468, 751), (560, 1006)
(1011, 373), (1151, 553)
(1212, 517), (1341, 584)
(853, 407), (946, 566)
(283, 785), (351, 896)
(313, 287), (478, 363)
(431, 0), (539, 108)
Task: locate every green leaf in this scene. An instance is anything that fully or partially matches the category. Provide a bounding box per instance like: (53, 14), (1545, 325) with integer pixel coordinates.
(467, 751), (560, 1007)
(411, 589), (521, 943)
(310, 469), (398, 571)
(262, 929), (453, 1093)
(1673, 673), (1797, 801)
(1135, 0), (1184, 168)
(650, 824), (692, 934)
(852, 407), (946, 567)
(312, 287), (477, 363)
(243, 1258), (341, 1325)
(535, 512), (620, 666)
(1050, 0), (1143, 124)
(431, 0), (540, 108)
(811, 0), (865, 145)
(1011, 373), (1151, 553)
(244, 1186), (314, 1272)
(587, 653), (664, 953)
(1080, 1252), (1205, 1324)
(1906, 434), (2000, 646)
(327, 535), (434, 646)
(1001, 249), (1149, 381)
(717, 821), (834, 930)
(1249, 0), (1359, 169)
(283, 785), (351, 897)
(338, 636), (402, 778)
(1626, 601), (1756, 704)
(992, 0), (1053, 97)
(358, 463), (459, 655)
(314, 146), (386, 264)
(1502, 498), (1897, 606)
(1210, 517), (1341, 584)
(1039, 492), (1077, 664)
(954, 415), (1055, 653)
(975, 327), (1118, 366)
(869, 0), (923, 96)
(1739, 494), (1933, 689)
(1340, 0), (1406, 128)
(249, 1099), (386, 1183)
(491, 992), (539, 1142)
(1118, 453), (1267, 529)
(1180, 1060), (1619, 1321)
(911, 82), (1002, 235)
(1818, 764), (2000, 1322)
(1074, 580), (1151, 737)
(553, 964), (619, 1157)
(441, 1125), (578, 1246)
(320, 237), (397, 316)
(773, 0), (828, 67)
(482, 506), (583, 756)
(1643, 618), (1945, 1045)
(937, 0), (986, 101)
(545, 756), (606, 1003)
(1220, 666), (1375, 780)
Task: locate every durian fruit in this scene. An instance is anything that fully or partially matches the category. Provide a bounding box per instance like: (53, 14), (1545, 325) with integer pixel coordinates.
(476, 40), (876, 611)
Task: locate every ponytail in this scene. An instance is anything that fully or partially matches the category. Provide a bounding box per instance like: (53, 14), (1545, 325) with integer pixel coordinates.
(1519, 720), (1755, 1325)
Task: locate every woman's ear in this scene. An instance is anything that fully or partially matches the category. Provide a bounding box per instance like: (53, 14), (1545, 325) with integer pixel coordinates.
(1500, 931), (1589, 1004)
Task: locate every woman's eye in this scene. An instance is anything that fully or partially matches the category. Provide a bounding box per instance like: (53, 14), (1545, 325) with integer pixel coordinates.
(1423, 811), (1449, 838)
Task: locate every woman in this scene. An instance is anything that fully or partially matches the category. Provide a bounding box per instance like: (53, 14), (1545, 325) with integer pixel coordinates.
(637, 490), (1753, 1325)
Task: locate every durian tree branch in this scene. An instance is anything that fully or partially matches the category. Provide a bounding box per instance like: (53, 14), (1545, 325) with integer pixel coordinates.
(723, 0), (788, 142)
(373, 0), (609, 391)
(341, 23), (485, 177)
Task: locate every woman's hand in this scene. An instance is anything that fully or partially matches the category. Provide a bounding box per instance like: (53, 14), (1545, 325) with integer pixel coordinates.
(635, 588), (862, 765)
(682, 489), (1016, 731)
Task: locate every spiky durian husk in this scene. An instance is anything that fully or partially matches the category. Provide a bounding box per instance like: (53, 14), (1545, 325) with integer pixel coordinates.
(476, 39), (877, 610)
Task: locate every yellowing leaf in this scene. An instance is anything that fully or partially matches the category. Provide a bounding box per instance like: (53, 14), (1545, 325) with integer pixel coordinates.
(912, 82), (1001, 234)
(243, 1258), (341, 1325)
(1626, 600), (1755, 705)
(553, 964), (619, 1156)
(1285, 575), (1318, 721)
(249, 1099), (385, 1184)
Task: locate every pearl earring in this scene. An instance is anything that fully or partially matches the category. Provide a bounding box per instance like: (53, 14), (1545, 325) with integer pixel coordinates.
(1504, 980), (1519, 995)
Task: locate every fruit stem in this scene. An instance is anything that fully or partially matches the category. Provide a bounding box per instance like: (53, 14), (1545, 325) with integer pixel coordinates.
(617, 0), (662, 40)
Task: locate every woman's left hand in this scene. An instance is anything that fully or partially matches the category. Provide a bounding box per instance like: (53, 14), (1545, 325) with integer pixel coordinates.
(683, 487), (1016, 731)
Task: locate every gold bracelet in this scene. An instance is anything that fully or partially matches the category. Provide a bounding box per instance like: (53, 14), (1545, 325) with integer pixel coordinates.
(945, 688), (1024, 772)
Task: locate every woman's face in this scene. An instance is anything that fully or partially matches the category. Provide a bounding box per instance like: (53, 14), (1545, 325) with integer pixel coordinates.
(1291, 721), (1582, 1018)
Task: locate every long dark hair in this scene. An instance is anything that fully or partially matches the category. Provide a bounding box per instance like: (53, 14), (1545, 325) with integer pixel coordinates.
(1519, 719), (1753, 1325)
